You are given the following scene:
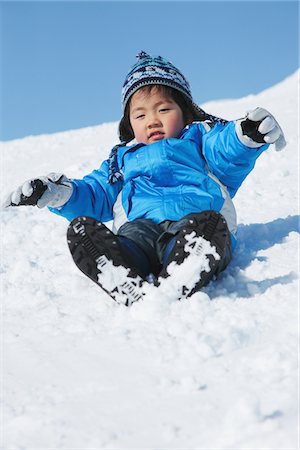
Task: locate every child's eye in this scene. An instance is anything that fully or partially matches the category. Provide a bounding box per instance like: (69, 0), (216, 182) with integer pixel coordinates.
(160, 108), (170, 113)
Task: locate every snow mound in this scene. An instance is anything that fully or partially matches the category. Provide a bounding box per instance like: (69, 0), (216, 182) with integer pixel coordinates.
(1, 70), (299, 449)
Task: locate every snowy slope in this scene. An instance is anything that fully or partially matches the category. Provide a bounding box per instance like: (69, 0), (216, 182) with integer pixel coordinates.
(1, 71), (299, 450)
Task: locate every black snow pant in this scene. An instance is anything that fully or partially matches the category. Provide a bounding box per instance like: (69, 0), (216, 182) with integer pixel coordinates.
(117, 211), (232, 283)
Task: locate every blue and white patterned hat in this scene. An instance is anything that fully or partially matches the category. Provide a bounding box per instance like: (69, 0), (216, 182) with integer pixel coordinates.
(121, 51), (193, 111)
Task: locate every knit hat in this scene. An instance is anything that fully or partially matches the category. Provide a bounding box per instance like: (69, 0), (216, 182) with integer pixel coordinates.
(121, 51), (193, 111)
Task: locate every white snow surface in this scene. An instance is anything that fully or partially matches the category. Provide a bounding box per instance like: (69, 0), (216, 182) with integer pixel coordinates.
(1, 71), (299, 450)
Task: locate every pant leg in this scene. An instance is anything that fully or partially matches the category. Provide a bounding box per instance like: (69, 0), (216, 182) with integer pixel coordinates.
(118, 219), (164, 276)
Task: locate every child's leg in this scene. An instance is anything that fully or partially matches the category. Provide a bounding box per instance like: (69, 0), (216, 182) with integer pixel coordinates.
(67, 216), (165, 305)
(118, 219), (164, 277)
(67, 217), (148, 305)
(157, 211), (232, 296)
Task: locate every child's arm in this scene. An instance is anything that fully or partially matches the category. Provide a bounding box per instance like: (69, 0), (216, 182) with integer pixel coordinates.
(50, 160), (122, 222)
(201, 108), (285, 197)
(5, 160), (122, 224)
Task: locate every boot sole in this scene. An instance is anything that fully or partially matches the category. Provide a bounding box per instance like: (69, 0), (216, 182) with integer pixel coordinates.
(67, 217), (145, 306)
(159, 211), (229, 297)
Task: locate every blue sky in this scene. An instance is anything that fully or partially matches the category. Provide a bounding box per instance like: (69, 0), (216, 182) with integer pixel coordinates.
(1, 1), (299, 141)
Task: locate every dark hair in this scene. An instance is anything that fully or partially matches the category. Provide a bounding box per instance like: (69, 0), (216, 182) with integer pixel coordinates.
(118, 85), (207, 143)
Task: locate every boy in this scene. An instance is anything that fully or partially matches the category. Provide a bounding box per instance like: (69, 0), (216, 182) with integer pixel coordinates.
(5, 52), (285, 305)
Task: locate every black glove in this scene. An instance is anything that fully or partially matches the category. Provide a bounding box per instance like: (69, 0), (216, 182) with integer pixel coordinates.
(235, 107), (286, 151)
(4, 173), (73, 208)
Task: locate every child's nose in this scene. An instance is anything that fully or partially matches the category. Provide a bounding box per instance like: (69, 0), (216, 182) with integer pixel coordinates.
(147, 112), (161, 128)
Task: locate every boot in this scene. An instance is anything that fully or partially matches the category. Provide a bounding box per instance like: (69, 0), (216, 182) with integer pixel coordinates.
(67, 216), (150, 306)
(158, 211), (232, 298)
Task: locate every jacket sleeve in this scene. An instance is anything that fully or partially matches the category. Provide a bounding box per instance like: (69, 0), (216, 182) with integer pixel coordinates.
(200, 121), (269, 197)
(48, 159), (122, 222)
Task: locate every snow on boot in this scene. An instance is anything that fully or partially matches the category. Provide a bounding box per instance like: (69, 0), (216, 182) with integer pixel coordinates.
(158, 211), (230, 299)
(67, 217), (146, 306)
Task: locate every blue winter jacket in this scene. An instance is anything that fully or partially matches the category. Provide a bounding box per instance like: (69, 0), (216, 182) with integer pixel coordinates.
(49, 121), (268, 247)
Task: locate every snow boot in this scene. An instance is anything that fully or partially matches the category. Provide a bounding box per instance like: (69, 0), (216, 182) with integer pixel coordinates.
(67, 216), (148, 306)
(158, 211), (232, 299)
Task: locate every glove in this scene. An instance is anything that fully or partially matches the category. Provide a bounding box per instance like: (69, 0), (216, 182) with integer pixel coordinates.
(4, 173), (73, 208)
(235, 107), (286, 151)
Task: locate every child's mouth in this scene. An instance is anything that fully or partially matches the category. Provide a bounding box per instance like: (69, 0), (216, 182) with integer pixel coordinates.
(149, 131), (165, 141)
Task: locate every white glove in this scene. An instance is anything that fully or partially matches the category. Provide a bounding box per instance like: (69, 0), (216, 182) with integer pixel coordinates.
(4, 173), (73, 208)
(235, 107), (286, 151)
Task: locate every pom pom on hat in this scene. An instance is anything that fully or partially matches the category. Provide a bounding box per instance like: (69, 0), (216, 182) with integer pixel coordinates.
(121, 51), (193, 111)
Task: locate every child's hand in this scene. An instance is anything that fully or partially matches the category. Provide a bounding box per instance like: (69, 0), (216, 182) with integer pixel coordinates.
(235, 107), (286, 151)
(4, 173), (73, 208)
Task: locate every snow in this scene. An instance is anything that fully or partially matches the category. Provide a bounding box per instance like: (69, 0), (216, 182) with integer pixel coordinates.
(1, 70), (299, 449)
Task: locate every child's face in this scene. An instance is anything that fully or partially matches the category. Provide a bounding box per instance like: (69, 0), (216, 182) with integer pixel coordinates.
(129, 87), (185, 144)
